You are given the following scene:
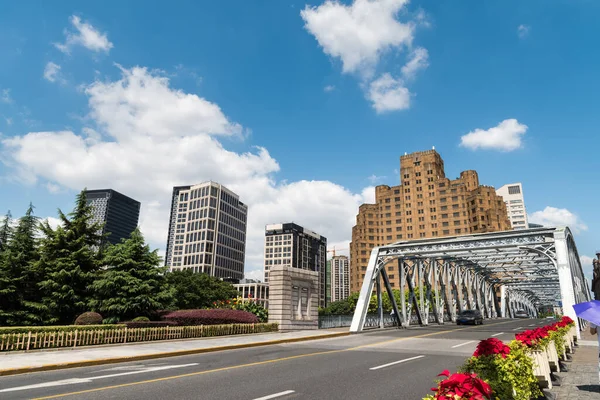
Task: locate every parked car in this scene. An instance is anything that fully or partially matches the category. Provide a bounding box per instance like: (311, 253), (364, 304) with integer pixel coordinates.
(514, 310), (529, 318)
(456, 309), (483, 325)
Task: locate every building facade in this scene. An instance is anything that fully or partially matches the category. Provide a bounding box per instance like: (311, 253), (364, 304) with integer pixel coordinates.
(86, 189), (141, 246)
(233, 282), (269, 308)
(329, 255), (350, 302)
(350, 149), (512, 293)
(164, 181), (247, 281)
(263, 223), (327, 307)
(496, 183), (529, 230)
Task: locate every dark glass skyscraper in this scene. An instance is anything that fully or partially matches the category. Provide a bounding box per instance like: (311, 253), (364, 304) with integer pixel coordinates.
(86, 189), (141, 246)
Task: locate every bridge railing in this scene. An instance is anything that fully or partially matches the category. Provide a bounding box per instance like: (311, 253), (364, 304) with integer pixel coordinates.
(319, 313), (451, 329)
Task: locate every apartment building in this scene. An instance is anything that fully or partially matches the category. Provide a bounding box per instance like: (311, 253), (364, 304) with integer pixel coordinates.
(164, 181), (247, 281)
(263, 223), (327, 307)
(329, 255), (350, 302)
(496, 183), (529, 230)
(350, 149), (512, 293)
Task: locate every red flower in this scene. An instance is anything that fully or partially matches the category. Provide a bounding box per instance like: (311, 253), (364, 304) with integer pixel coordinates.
(473, 338), (511, 358)
(430, 371), (493, 399)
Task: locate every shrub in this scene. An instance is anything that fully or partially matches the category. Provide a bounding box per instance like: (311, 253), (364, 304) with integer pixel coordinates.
(232, 301), (268, 322)
(74, 312), (103, 325)
(462, 340), (541, 400)
(103, 317), (120, 325)
(163, 309), (259, 325)
(424, 369), (493, 400)
(0, 325), (125, 334)
(132, 316), (150, 322)
(122, 320), (179, 328)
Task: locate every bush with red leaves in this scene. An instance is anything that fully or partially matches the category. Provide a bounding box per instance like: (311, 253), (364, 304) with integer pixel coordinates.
(122, 320), (180, 328)
(473, 338), (511, 359)
(162, 309), (259, 325)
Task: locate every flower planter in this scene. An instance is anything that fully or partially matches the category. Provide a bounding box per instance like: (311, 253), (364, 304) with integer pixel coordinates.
(546, 340), (560, 372)
(528, 349), (553, 389)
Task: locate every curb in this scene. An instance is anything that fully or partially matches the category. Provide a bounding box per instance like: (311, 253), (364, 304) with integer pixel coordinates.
(0, 331), (351, 377)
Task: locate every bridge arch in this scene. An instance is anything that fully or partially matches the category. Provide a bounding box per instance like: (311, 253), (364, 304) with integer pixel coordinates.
(349, 227), (591, 338)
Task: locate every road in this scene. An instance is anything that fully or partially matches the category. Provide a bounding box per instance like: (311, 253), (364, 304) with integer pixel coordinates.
(0, 318), (549, 400)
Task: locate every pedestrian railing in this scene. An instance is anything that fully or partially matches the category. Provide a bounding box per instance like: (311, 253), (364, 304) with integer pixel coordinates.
(318, 313), (451, 329)
(0, 323), (279, 352)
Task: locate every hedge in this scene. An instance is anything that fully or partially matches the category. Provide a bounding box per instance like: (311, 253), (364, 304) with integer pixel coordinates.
(0, 324), (126, 334)
(122, 321), (180, 328)
(162, 309), (259, 325)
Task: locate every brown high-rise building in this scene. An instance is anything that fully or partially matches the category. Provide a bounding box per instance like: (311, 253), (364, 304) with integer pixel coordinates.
(349, 149), (512, 293)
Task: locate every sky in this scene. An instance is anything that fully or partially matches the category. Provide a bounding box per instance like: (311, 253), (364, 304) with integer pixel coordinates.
(0, 0), (598, 283)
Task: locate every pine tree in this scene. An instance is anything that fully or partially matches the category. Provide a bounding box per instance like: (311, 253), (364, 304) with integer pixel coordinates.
(37, 190), (105, 324)
(0, 211), (12, 252)
(0, 204), (46, 325)
(90, 228), (174, 321)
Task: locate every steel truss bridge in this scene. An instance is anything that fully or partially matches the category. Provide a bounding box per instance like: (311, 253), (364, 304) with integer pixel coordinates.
(350, 227), (591, 338)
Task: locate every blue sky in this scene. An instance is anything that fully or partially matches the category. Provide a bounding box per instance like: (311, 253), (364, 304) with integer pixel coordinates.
(0, 0), (598, 281)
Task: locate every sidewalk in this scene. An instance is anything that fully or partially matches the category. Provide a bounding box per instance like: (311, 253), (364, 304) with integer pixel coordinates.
(551, 328), (600, 399)
(0, 328), (350, 376)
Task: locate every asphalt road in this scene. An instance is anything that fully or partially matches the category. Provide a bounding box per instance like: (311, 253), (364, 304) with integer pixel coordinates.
(0, 318), (551, 400)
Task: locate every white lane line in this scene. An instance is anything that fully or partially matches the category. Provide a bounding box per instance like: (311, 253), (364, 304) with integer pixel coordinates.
(512, 327), (524, 331)
(0, 363), (199, 393)
(369, 355), (425, 370)
(491, 332), (505, 337)
(253, 390), (296, 400)
(451, 340), (477, 349)
(528, 324), (536, 326)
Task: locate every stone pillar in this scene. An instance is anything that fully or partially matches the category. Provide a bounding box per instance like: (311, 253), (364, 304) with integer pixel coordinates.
(268, 265), (319, 331)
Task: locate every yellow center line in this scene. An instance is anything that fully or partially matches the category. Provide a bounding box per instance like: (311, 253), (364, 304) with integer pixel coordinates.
(32, 319), (516, 400)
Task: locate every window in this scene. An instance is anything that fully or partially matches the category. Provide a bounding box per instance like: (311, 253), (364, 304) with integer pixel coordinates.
(508, 185), (521, 195)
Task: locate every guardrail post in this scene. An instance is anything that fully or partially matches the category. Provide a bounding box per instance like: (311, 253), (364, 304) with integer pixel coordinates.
(73, 330), (78, 348)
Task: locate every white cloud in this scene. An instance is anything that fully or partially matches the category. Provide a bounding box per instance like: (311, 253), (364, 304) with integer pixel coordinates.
(581, 255), (594, 268)
(44, 217), (63, 230)
(518, 24), (530, 39)
(2, 66), (372, 274)
(55, 15), (113, 54)
(401, 47), (429, 80)
(324, 85), (335, 92)
(301, 0), (413, 75)
(367, 73), (411, 113)
(301, 0), (428, 113)
(46, 182), (62, 193)
(528, 206), (588, 234)
(360, 186), (376, 204)
(367, 174), (386, 184)
(43, 62), (63, 83)
(1, 89), (12, 104)
(243, 269), (264, 282)
(459, 119), (527, 151)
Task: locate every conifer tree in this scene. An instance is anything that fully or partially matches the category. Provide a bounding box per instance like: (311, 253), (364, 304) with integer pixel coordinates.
(0, 204), (46, 325)
(90, 228), (174, 321)
(37, 190), (105, 324)
(0, 211), (12, 252)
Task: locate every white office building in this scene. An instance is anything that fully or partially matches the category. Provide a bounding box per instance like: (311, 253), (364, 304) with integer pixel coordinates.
(165, 181), (247, 280)
(496, 183), (529, 230)
(329, 255), (350, 302)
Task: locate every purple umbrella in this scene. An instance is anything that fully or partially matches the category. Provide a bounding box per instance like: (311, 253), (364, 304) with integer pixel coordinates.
(573, 300), (600, 326)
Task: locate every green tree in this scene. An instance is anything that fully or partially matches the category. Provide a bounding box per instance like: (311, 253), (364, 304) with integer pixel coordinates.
(0, 205), (46, 325)
(90, 228), (174, 321)
(166, 269), (240, 310)
(0, 211), (12, 252)
(37, 190), (105, 324)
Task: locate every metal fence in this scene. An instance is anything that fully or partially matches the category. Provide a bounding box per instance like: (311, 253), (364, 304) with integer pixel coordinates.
(318, 313), (451, 329)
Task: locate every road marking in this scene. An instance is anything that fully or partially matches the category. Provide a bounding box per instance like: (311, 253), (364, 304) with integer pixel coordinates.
(491, 332), (504, 337)
(369, 355), (425, 370)
(31, 320), (518, 400)
(512, 327), (523, 331)
(0, 364), (199, 393)
(253, 390), (296, 400)
(528, 324), (536, 326)
(451, 341), (477, 349)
